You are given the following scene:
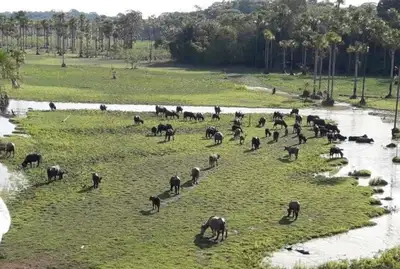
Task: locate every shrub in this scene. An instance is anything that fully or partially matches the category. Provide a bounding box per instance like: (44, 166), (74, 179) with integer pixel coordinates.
(369, 198), (382, 205)
(369, 177), (388, 186)
(393, 156), (400, 163)
(373, 188), (384, 194)
(348, 170), (371, 177)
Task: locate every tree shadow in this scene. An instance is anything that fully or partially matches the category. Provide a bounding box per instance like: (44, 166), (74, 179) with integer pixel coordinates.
(278, 157), (292, 163)
(307, 136), (317, 140)
(139, 209), (157, 216)
(279, 216), (296, 225)
(193, 234), (219, 249)
(78, 185), (94, 193)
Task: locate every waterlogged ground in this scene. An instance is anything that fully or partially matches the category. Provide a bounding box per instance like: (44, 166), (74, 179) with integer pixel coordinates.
(0, 109), (383, 269)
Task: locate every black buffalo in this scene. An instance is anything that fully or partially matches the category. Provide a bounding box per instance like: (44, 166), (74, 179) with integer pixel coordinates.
(22, 153), (41, 168)
(47, 165), (65, 181)
(92, 173), (102, 189)
(49, 102), (56, 111)
(183, 111), (197, 120)
(251, 137), (261, 150)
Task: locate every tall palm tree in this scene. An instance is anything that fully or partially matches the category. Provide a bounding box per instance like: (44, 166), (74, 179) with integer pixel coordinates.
(35, 21), (41, 55)
(359, 44), (369, 106)
(383, 27), (400, 98)
(41, 19), (49, 53)
(347, 41), (364, 99)
(311, 34), (328, 97)
(68, 17), (78, 53)
(263, 29), (275, 74)
(78, 14), (85, 57)
(288, 39), (298, 75)
(15, 11), (27, 51)
(279, 40), (290, 73)
(326, 31), (342, 100)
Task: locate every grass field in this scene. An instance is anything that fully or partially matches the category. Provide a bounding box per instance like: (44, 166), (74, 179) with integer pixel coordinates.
(0, 111), (385, 269)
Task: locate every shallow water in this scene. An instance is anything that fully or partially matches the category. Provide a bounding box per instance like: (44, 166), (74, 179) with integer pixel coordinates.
(1, 99), (399, 266)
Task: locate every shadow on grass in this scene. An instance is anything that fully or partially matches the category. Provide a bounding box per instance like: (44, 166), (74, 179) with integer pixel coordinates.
(78, 185), (94, 193)
(206, 143), (220, 148)
(311, 176), (349, 186)
(158, 140), (169, 144)
(33, 180), (55, 187)
(243, 148), (254, 153)
(201, 167), (213, 172)
(279, 216), (296, 225)
(139, 209), (157, 216)
(145, 134), (158, 137)
(267, 140), (276, 145)
(278, 157), (293, 163)
(182, 179), (194, 188)
(157, 189), (172, 200)
(193, 234), (219, 249)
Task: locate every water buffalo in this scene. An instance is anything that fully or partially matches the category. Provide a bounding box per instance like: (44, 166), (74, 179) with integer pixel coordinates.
(165, 129), (176, 141)
(307, 115), (320, 125)
(149, 196), (160, 212)
(336, 133), (347, 141)
(356, 137), (374, 143)
(274, 120), (288, 129)
(349, 135), (368, 141)
(92, 173), (102, 189)
(209, 154), (220, 167)
(284, 146), (299, 160)
(252, 137), (261, 150)
(232, 118), (242, 126)
(47, 165), (65, 181)
(165, 110), (179, 119)
(273, 111), (284, 120)
(293, 122), (301, 134)
(287, 201), (300, 220)
(330, 147), (343, 158)
(151, 126), (157, 136)
(273, 131), (279, 142)
(290, 108), (299, 116)
(196, 113), (205, 121)
(258, 117), (267, 127)
(134, 115), (144, 124)
(206, 126), (218, 139)
(214, 132), (224, 144)
(233, 128), (241, 139)
(239, 135), (245, 145)
(214, 106), (221, 115)
(170, 175), (181, 195)
(265, 128), (272, 137)
(183, 111), (197, 120)
(298, 134), (307, 144)
(100, 104), (107, 111)
(0, 142), (15, 158)
(313, 126), (319, 137)
(176, 106), (183, 113)
(319, 126), (328, 136)
(155, 105), (167, 115)
(157, 124), (173, 135)
(295, 115), (302, 124)
(326, 123), (340, 133)
(212, 114), (220, 121)
(21, 153), (41, 168)
(231, 125), (242, 133)
(235, 111), (244, 119)
(313, 119), (326, 126)
(49, 102), (56, 111)
(200, 216), (228, 242)
(191, 167), (200, 185)
(327, 132), (336, 143)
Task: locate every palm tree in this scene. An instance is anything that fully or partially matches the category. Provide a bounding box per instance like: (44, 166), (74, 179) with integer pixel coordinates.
(359, 44), (369, 106)
(311, 34), (328, 97)
(68, 17), (78, 53)
(35, 21), (41, 55)
(263, 29), (275, 74)
(288, 39), (298, 75)
(347, 42), (364, 99)
(383, 27), (400, 98)
(15, 11), (27, 51)
(301, 40), (312, 74)
(41, 19), (49, 53)
(8, 49), (25, 88)
(78, 14), (85, 57)
(326, 31), (342, 100)
(279, 40), (290, 73)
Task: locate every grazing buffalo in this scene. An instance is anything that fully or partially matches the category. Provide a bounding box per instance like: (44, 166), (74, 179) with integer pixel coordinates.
(155, 105), (167, 115)
(326, 123), (340, 133)
(295, 115), (302, 124)
(349, 135), (368, 141)
(235, 111), (245, 119)
(293, 122), (301, 134)
(239, 135), (245, 145)
(274, 120), (288, 129)
(183, 111), (197, 120)
(319, 126), (328, 137)
(191, 167), (200, 185)
(330, 147), (344, 158)
(313, 119), (326, 126)
(273, 111), (284, 120)
(206, 126), (218, 139)
(232, 119), (242, 126)
(232, 125), (242, 132)
(214, 106), (221, 115)
(307, 115), (320, 125)
(284, 146), (299, 160)
(149, 196), (160, 212)
(176, 106), (183, 113)
(151, 126), (157, 136)
(298, 134), (307, 144)
(209, 154), (220, 167)
(200, 216), (228, 242)
(313, 126), (319, 137)
(290, 108), (299, 116)
(327, 132), (336, 143)
(258, 117), (267, 127)
(92, 173), (102, 189)
(170, 175), (181, 195)
(165, 110), (179, 119)
(287, 201), (300, 220)
(134, 115), (144, 124)
(157, 124), (173, 135)
(356, 137), (374, 143)
(21, 153), (41, 168)
(165, 129), (176, 141)
(265, 128), (272, 137)
(233, 128), (241, 139)
(0, 142), (15, 158)
(100, 104), (107, 111)
(214, 132), (224, 144)
(47, 165), (65, 181)
(252, 137), (261, 150)
(273, 131), (279, 142)
(49, 102), (56, 111)
(196, 113), (205, 121)
(212, 114), (220, 121)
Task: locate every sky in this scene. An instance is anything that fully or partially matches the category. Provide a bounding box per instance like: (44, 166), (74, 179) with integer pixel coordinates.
(1, 0), (379, 18)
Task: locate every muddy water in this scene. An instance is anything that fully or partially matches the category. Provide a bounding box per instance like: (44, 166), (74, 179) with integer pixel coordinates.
(1, 99), (399, 266)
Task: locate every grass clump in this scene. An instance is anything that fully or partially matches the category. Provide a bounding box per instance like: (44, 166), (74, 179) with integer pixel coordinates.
(0, 111), (385, 269)
(369, 177), (388, 186)
(369, 198), (382, 206)
(373, 188), (384, 194)
(392, 156), (400, 163)
(348, 170), (372, 177)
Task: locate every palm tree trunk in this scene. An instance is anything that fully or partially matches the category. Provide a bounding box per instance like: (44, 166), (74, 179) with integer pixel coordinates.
(264, 40), (269, 74)
(282, 49), (286, 73)
(61, 36), (66, 67)
(351, 53), (359, 99)
(386, 49), (395, 98)
(330, 44), (337, 99)
(313, 49), (318, 96)
(318, 55), (323, 91)
(290, 48), (294, 75)
(360, 52), (368, 105)
(269, 41), (273, 70)
(36, 30), (39, 55)
(327, 46), (332, 99)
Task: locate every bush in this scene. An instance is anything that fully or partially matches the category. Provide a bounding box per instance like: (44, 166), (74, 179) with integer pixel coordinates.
(348, 170), (371, 177)
(393, 156), (400, 163)
(373, 188), (384, 194)
(383, 196), (393, 201)
(386, 143), (397, 148)
(369, 177), (388, 186)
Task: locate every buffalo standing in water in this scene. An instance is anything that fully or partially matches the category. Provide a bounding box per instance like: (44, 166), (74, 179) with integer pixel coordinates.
(176, 106), (183, 113)
(92, 173), (102, 189)
(200, 216), (228, 242)
(47, 165), (65, 181)
(191, 167), (200, 185)
(149, 196), (160, 212)
(0, 142), (15, 158)
(287, 201), (300, 220)
(170, 175), (181, 195)
(21, 153), (41, 168)
(290, 108), (299, 116)
(49, 102), (56, 111)
(100, 104), (107, 111)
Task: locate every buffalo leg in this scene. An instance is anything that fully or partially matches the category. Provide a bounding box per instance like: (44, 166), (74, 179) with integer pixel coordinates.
(294, 211), (298, 220)
(287, 209), (291, 217)
(215, 231), (220, 241)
